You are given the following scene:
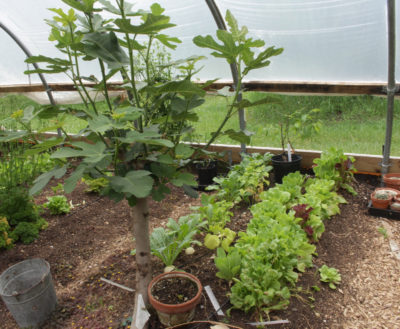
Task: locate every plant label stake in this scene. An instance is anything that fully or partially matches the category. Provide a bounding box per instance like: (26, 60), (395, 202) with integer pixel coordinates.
(246, 319), (290, 326)
(132, 294), (150, 329)
(287, 144), (292, 162)
(100, 277), (135, 292)
(205, 285), (224, 316)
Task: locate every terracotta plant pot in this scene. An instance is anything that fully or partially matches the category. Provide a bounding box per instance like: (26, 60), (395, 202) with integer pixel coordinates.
(383, 173), (400, 190)
(390, 202), (400, 211)
(370, 187), (400, 209)
(148, 271), (202, 327)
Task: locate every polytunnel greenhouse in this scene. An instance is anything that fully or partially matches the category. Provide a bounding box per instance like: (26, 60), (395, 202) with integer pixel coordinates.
(0, 1), (399, 328)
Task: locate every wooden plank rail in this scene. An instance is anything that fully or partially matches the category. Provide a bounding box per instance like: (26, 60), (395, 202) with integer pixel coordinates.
(0, 81), (395, 96)
(28, 132), (400, 175)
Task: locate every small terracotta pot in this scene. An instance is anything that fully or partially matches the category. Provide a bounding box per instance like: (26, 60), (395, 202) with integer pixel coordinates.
(148, 271), (202, 327)
(383, 173), (400, 189)
(391, 202), (400, 211)
(371, 187), (400, 209)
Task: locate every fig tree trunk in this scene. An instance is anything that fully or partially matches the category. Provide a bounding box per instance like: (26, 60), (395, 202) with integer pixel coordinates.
(131, 197), (152, 304)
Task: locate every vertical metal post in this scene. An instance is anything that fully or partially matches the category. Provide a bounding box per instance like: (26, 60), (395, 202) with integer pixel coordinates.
(0, 21), (61, 137)
(381, 0), (397, 181)
(205, 0), (247, 155)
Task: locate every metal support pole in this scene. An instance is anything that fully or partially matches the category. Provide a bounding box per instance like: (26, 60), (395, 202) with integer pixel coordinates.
(205, 0), (246, 155)
(0, 21), (61, 137)
(381, 0), (397, 182)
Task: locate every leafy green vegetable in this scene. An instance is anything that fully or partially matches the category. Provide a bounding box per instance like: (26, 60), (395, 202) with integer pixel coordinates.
(313, 147), (357, 195)
(45, 195), (71, 215)
(204, 234), (220, 250)
(207, 153), (273, 204)
(230, 258), (291, 315)
(214, 247), (241, 281)
(150, 214), (204, 267)
(319, 265), (341, 289)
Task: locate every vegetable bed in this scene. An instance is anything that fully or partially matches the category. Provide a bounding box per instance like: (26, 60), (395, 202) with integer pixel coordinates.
(0, 172), (399, 329)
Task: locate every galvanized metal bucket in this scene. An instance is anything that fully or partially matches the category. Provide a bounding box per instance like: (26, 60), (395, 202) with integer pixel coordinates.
(0, 258), (57, 328)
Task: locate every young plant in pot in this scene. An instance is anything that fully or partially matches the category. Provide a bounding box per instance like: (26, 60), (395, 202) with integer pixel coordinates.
(147, 214), (204, 325)
(194, 150), (225, 190)
(371, 188), (399, 209)
(148, 271), (202, 326)
(271, 108), (321, 183)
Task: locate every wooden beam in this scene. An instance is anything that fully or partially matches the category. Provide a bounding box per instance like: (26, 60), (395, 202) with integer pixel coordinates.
(0, 81), (392, 96)
(208, 81), (389, 96)
(13, 131), (400, 175)
(201, 143), (400, 174)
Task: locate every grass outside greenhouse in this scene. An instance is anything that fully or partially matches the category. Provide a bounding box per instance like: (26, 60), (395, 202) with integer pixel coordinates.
(1, 92), (399, 156)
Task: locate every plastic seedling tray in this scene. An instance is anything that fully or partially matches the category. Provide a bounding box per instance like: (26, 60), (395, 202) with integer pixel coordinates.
(368, 201), (400, 220)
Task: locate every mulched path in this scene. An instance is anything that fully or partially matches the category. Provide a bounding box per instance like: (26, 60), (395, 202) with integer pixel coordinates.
(1, 174), (400, 329)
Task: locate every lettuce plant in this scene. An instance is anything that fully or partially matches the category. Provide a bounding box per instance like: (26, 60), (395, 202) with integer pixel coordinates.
(207, 153), (273, 204)
(313, 147), (357, 195)
(214, 247), (241, 282)
(45, 195), (71, 215)
(319, 265), (341, 289)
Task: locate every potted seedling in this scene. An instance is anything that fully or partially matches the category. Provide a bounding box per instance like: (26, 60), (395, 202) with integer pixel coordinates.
(271, 108), (321, 183)
(195, 159), (218, 190)
(371, 187), (399, 209)
(194, 150), (225, 190)
(148, 271), (202, 326)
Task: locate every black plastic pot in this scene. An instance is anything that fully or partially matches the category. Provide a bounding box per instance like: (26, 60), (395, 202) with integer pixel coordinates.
(195, 161), (217, 190)
(271, 153), (302, 184)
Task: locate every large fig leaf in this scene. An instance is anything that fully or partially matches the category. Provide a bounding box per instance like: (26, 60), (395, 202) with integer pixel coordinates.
(110, 170), (153, 198)
(83, 32), (129, 69)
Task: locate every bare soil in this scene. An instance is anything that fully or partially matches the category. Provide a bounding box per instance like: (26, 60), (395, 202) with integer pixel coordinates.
(152, 276), (198, 305)
(1, 174), (400, 329)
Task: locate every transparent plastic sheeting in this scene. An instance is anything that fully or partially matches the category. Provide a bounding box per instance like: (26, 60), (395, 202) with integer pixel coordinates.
(0, 0), (397, 90)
